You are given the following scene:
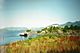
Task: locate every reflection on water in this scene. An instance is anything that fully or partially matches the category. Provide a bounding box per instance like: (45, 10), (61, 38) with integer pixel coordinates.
(0, 30), (37, 45)
(0, 37), (4, 45)
(0, 37), (26, 46)
(0, 30), (27, 45)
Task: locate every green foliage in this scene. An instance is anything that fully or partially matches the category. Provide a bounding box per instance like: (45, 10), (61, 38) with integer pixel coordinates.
(42, 27), (47, 31)
(73, 25), (80, 30)
(70, 25), (74, 30)
(62, 25), (69, 32)
(64, 25), (69, 30)
(28, 37), (32, 40)
(62, 25), (80, 33)
(37, 31), (41, 33)
(49, 26), (53, 33)
(69, 25), (80, 30)
(47, 26), (52, 33)
(62, 29), (67, 32)
(41, 27), (47, 33)
(26, 29), (31, 32)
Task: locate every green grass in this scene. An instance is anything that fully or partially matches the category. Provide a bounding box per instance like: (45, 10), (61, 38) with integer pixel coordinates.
(6, 34), (80, 53)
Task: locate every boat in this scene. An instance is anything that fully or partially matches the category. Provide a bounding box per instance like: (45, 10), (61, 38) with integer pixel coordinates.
(19, 32), (28, 37)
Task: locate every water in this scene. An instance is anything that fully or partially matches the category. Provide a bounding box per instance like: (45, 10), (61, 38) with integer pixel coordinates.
(0, 30), (28, 45)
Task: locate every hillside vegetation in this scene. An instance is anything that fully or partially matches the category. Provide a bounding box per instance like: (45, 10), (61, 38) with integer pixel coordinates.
(5, 25), (80, 53)
(6, 34), (80, 53)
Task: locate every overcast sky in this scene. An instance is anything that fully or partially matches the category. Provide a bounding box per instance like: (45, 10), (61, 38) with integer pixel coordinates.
(0, 0), (80, 28)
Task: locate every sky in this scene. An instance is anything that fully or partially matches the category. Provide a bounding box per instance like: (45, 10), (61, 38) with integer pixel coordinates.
(0, 0), (80, 28)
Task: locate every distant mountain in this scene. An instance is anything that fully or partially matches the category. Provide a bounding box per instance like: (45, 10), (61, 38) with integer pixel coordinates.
(0, 27), (28, 37)
(73, 21), (80, 26)
(61, 21), (80, 27)
(2, 27), (28, 31)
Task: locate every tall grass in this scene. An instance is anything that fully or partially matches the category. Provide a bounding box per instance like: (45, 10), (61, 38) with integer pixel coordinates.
(6, 34), (80, 53)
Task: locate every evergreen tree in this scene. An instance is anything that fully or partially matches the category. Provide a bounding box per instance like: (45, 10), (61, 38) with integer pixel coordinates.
(63, 25), (69, 32)
(70, 25), (74, 30)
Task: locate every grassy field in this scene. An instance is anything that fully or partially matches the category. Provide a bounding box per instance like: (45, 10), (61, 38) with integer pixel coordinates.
(6, 34), (80, 53)
(1, 25), (80, 53)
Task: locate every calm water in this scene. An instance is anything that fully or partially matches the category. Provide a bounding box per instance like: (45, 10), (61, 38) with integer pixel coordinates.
(0, 30), (28, 45)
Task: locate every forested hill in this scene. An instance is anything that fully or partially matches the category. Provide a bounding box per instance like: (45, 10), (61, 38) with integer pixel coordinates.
(61, 21), (80, 27)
